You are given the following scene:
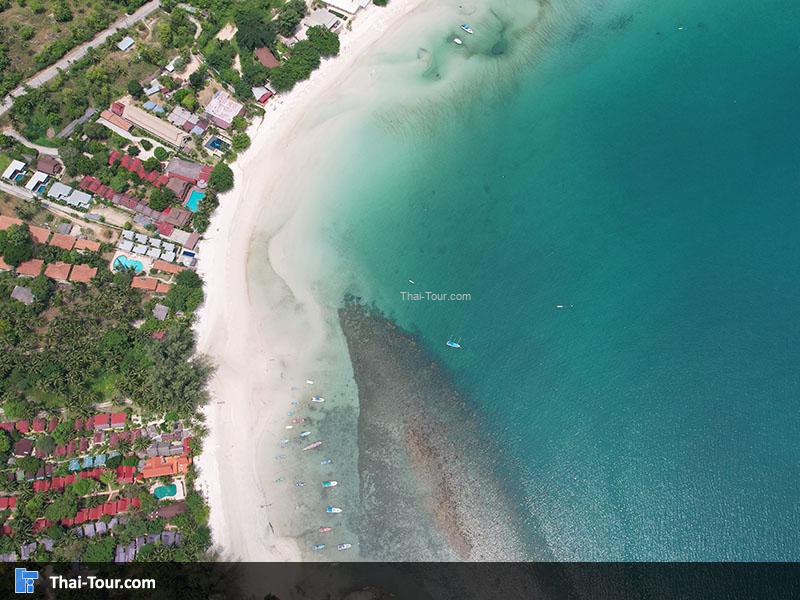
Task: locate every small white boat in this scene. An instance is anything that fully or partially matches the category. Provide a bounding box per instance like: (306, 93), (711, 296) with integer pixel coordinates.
(320, 458), (333, 465)
(311, 396), (325, 403)
(300, 431), (312, 438)
(326, 506), (343, 514)
(461, 24), (474, 34)
(337, 543), (352, 551)
(313, 544), (326, 551)
(322, 480), (338, 488)
(306, 379), (314, 384)
(446, 337), (462, 349)
(453, 37), (463, 45)
(285, 425), (293, 429)
(408, 279), (416, 284)
(295, 481), (306, 488)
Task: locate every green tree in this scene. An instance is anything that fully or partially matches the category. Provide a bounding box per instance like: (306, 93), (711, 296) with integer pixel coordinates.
(154, 146), (168, 161)
(0, 430), (9, 455)
(209, 162), (234, 192)
(231, 132), (250, 152)
(189, 67), (206, 90)
(307, 26), (340, 57)
(3, 224), (33, 266)
(148, 186), (175, 212)
(127, 79), (144, 99)
(34, 435), (55, 456)
(53, 0), (73, 22)
(235, 7), (277, 51)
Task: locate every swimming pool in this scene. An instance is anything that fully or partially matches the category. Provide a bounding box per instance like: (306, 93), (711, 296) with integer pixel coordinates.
(185, 189), (204, 212)
(153, 484), (177, 499)
(113, 255), (144, 273)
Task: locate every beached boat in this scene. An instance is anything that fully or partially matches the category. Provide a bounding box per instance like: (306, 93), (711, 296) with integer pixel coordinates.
(311, 396), (325, 403)
(461, 24), (474, 34)
(303, 441), (322, 451)
(320, 458), (333, 465)
(300, 431), (311, 438)
(453, 37), (463, 45)
(312, 544), (326, 551)
(319, 527), (332, 533)
(337, 543), (352, 551)
(322, 480), (338, 488)
(446, 337), (462, 349)
(326, 506), (343, 514)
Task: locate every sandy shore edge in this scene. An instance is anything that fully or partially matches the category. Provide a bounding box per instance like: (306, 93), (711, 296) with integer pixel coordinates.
(193, 0), (428, 562)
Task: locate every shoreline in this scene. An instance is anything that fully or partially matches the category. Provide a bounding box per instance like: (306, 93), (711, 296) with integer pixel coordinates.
(193, 0), (429, 562)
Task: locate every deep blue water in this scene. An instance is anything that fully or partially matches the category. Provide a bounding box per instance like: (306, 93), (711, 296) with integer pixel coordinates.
(321, 0), (800, 559)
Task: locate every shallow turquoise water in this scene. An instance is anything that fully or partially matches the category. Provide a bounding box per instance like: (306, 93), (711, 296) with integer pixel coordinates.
(185, 189), (204, 212)
(113, 255), (144, 274)
(313, 0), (800, 559)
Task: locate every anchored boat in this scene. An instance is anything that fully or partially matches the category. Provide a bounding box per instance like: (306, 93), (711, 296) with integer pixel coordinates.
(326, 506), (343, 514)
(322, 480), (338, 488)
(461, 23), (474, 34)
(319, 527), (332, 533)
(453, 37), (463, 45)
(311, 396), (325, 403)
(446, 337), (462, 349)
(304, 440), (322, 451)
(337, 543), (352, 551)
(312, 544), (326, 551)
(300, 431), (311, 438)
(320, 458), (332, 465)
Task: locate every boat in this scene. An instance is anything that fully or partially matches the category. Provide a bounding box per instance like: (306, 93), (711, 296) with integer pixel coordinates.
(287, 411), (294, 416)
(326, 506), (343, 514)
(408, 279), (416, 284)
(319, 527), (332, 533)
(446, 337), (462, 349)
(312, 544), (326, 551)
(322, 480), (338, 488)
(306, 379), (314, 384)
(300, 431), (311, 438)
(311, 396), (325, 403)
(461, 24), (474, 34)
(303, 441), (323, 451)
(337, 543), (352, 551)
(279, 438), (289, 446)
(295, 481), (306, 487)
(285, 425), (293, 429)
(320, 458), (333, 465)
(453, 37), (463, 45)
(292, 418), (306, 424)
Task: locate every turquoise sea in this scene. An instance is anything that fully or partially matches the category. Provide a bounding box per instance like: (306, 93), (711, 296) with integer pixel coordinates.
(300, 0), (800, 559)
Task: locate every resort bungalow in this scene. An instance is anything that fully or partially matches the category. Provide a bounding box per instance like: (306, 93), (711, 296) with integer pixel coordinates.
(16, 259), (43, 278)
(300, 9), (342, 37)
(117, 36), (135, 52)
(36, 155), (62, 176)
(1, 160), (26, 182)
(121, 103), (191, 148)
(10, 285), (34, 305)
(254, 47), (280, 69)
(69, 264), (97, 283)
(24, 171), (49, 194)
(44, 261), (72, 283)
(321, 0), (370, 17)
(48, 182), (91, 210)
(203, 90), (245, 130)
(28, 225), (51, 244)
(252, 86), (274, 104)
(49, 233), (76, 250)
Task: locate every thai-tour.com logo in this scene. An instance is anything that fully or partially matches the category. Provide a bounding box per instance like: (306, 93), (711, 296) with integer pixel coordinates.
(14, 568), (38, 594)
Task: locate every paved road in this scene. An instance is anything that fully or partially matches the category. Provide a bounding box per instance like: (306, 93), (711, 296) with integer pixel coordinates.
(1, 127), (60, 156)
(0, 0), (161, 118)
(0, 180), (34, 201)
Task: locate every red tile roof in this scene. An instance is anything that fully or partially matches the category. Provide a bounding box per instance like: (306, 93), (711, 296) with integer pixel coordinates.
(0, 497), (17, 510)
(0, 256), (12, 271)
(0, 215), (23, 230)
(155, 282), (172, 294)
(47, 417), (58, 432)
(152, 259), (184, 274)
(68, 264), (97, 283)
(74, 239), (101, 252)
(156, 222), (174, 236)
(44, 261), (72, 281)
(49, 233), (76, 250)
(131, 276), (159, 291)
(32, 418), (46, 433)
(15, 420), (29, 434)
(28, 225), (51, 245)
(16, 258), (44, 277)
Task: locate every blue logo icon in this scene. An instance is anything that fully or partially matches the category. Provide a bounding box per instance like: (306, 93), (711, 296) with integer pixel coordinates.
(14, 568), (38, 594)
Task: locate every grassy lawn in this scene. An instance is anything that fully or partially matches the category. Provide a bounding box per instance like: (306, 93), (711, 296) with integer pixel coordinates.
(90, 372), (119, 402)
(2, 1), (125, 78)
(0, 154), (11, 177)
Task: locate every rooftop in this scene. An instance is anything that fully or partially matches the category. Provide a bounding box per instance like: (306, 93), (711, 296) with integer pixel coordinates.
(122, 103), (190, 147)
(49, 233), (76, 250)
(254, 47), (280, 68)
(203, 91), (244, 128)
(44, 261), (72, 281)
(10, 285), (34, 305)
(16, 258), (44, 277)
(69, 264), (98, 283)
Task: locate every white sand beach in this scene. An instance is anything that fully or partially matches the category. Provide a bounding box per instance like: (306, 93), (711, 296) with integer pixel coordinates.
(193, 0), (430, 562)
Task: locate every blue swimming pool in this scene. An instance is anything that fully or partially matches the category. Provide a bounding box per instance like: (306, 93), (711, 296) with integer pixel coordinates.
(113, 255), (144, 273)
(185, 189), (204, 212)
